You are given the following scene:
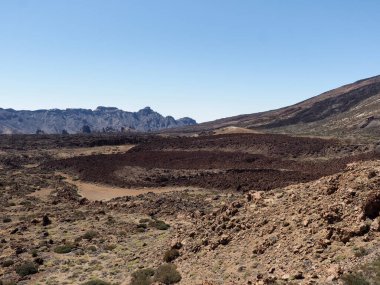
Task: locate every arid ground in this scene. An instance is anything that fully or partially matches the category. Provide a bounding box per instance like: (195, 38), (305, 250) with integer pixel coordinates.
(1, 133), (380, 285)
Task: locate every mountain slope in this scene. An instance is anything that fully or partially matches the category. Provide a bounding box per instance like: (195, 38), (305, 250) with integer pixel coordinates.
(173, 75), (380, 138)
(0, 106), (196, 134)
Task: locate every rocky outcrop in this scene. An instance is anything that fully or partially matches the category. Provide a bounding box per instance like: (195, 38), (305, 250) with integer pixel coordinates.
(175, 161), (380, 284)
(0, 106), (196, 134)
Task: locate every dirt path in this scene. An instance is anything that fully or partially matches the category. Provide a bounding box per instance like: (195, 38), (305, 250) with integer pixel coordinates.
(61, 173), (191, 201)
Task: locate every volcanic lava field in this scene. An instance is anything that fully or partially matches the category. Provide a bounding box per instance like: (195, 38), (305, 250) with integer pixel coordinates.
(44, 133), (379, 192)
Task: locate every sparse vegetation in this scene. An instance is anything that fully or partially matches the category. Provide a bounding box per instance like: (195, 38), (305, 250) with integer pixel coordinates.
(54, 244), (75, 254)
(341, 257), (380, 285)
(2, 217), (11, 223)
(0, 280), (17, 285)
(154, 264), (182, 284)
(81, 279), (111, 285)
(42, 214), (52, 226)
(104, 244), (116, 251)
(1, 260), (14, 268)
(4, 123), (380, 285)
(130, 268), (155, 285)
(15, 262), (38, 277)
(149, 219), (170, 231)
(342, 274), (370, 285)
(88, 245), (97, 252)
(353, 247), (368, 257)
(137, 223), (147, 229)
(30, 249), (38, 257)
(83, 230), (99, 241)
(163, 249), (180, 262)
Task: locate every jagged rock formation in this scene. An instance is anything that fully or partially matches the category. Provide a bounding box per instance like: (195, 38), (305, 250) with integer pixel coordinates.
(0, 106), (196, 134)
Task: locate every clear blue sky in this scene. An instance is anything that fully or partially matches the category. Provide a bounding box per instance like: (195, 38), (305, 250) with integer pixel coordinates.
(0, 0), (379, 122)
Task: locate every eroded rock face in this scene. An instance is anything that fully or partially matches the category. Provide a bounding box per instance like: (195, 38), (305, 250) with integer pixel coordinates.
(0, 106), (197, 134)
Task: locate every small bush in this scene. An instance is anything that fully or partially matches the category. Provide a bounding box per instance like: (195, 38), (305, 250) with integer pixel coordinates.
(130, 268), (155, 285)
(83, 230), (98, 241)
(163, 249), (180, 263)
(139, 218), (151, 223)
(15, 262), (38, 277)
(42, 215), (52, 226)
(341, 273), (370, 285)
(149, 220), (170, 231)
(154, 264), (181, 284)
(2, 217), (11, 223)
(353, 247), (368, 258)
(104, 244), (116, 251)
(106, 216), (116, 225)
(2, 260), (14, 268)
(19, 200), (32, 206)
(30, 249), (38, 257)
(137, 223), (147, 229)
(81, 279), (111, 285)
(54, 244), (74, 254)
(34, 258), (44, 265)
(88, 246), (97, 252)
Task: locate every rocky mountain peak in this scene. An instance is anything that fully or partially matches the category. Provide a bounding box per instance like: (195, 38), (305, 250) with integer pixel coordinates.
(0, 106), (197, 134)
(137, 107), (154, 115)
(95, 106), (119, 112)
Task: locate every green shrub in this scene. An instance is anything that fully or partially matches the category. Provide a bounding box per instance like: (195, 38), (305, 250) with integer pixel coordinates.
(154, 264), (181, 284)
(149, 220), (170, 231)
(342, 273), (370, 285)
(54, 244), (74, 254)
(137, 223), (147, 229)
(2, 260), (14, 268)
(30, 249), (38, 257)
(83, 230), (98, 241)
(130, 268), (155, 285)
(15, 262), (38, 277)
(139, 218), (151, 223)
(81, 279), (111, 285)
(163, 249), (180, 263)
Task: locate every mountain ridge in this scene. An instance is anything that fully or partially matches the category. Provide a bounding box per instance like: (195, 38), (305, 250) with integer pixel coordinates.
(166, 75), (380, 139)
(0, 106), (196, 134)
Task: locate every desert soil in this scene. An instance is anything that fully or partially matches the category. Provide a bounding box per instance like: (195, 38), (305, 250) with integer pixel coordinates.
(1, 133), (380, 285)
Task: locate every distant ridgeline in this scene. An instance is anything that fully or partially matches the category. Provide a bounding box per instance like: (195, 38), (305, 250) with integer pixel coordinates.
(0, 106), (196, 134)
